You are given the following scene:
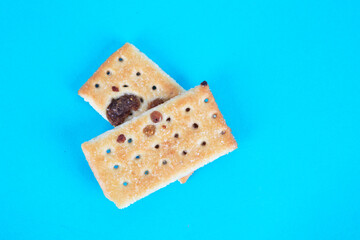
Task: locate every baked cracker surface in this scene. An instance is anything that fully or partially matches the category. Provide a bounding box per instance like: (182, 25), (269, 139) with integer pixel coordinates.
(82, 83), (237, 209)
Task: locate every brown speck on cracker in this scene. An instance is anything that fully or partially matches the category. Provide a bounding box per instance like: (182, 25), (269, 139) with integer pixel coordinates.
(117, 134), (126, 143)
(112, 86), (119, 92)
(201, 81), (208, 86)
(143, 125), (156, 137)
(150, 111), (163, 123)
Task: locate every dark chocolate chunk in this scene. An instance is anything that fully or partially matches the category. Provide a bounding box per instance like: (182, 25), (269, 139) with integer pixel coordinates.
(106, 94), (141, 126)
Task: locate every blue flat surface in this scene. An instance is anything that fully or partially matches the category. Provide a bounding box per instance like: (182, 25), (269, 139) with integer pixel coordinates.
(1, 0), (360, 239)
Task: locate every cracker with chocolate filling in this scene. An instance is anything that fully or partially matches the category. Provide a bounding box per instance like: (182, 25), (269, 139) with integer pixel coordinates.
(81, 82), (237, 209)
(78, 43), (192, 183)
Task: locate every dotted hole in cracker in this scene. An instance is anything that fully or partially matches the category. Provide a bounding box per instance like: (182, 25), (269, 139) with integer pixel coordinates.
(166, 117), (171, 122)
(193, 123), (199, 129)
(106, 70), (111, 76)
(140, 98), (144, 103)
(162, 160), (168, 165)
(212, 113), (217, 119)
(144, 170), (149, 175)
(95, 83), (100, 88)
(106, 149), (111, 154)
(154, 144), (160, 149)
(182, 150), (187, 155)
(174, 133), (179, 138)
(204, 98), (209, 103)
(123, 181), (128, 186)
(136, 72), (141, 76)
(185, 107), (191, 112)
(118, 57), (123, 62)
(114, 164), (119, 169)
(135, 155), (141, 159)
(128, 138), (133, 143)
(152, 85), (157, 90)
(123, 84), (128, 88)
(201, 141), (207, 146)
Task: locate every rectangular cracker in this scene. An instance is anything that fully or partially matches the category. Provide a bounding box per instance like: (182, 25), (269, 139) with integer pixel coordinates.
(78, 43), (193, 183)
(81, 82), (237, 209)
(78, 42), (184, 125)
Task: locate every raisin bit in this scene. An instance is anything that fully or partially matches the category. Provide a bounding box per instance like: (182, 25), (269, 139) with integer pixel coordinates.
(200, 81), (208, 86)
(106, 94), (141, 126)
(148, 98), (166, 110)
(143, 125), (156, 137)
(112, 86), (119, 92)
(150, 111), (163, 123)
(117, 134), (126, 143)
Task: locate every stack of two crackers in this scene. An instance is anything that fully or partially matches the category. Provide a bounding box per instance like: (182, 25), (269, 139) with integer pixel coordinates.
(79, 43), (237, 209)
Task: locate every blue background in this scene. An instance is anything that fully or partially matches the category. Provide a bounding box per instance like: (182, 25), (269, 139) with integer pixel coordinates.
(1, 0), (359, 239)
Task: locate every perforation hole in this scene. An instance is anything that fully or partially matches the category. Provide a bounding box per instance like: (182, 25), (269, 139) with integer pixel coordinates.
(221, 130), (226, 135)
(118, 57), (123, 62)
(174, 133), (179, 138)
(106, 149), (111, 154)
(123, 182), (128, 186)
(204, 98), (209, 103)
(212, 114), (217, 119)
(201, 141), (206, 146)
(185, 107), (191, 112)
(136, 72), (141, 76)
(114, 165), (119, 169)
(144, 170), (149, 175)
(95, 83), (100, 88)
(162, 160), (168, 165)
(106, 70), (111, 76)
(140, 98), (144, 103)
(135, 155), (141, 159)
(128, 138), (132, 143)
(155, 144), (160, 149)
(152, 86), (157, 90)
(123, 84), (128, 88)
(193, 123), (199, 129)
(166, 117), (171, 122)
(182, 150), (187, 155)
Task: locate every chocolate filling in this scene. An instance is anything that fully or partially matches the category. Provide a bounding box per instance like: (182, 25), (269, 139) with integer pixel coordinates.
(106, 94), (141, 126)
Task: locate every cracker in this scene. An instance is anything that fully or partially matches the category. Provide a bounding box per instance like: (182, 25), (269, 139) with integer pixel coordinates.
(81, 82), (237, 208)
(78, 43), (193, 183)
(78, 43), (184, 126)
